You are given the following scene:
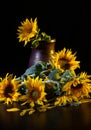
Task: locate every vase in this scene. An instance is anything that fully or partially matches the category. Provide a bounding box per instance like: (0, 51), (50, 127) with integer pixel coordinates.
(28, 39), (56, 67)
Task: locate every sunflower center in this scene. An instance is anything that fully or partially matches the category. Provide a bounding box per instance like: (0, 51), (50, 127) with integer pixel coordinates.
(71, 83), (82, 90)
(4, 85), (14, 98)
(58, 58), (70, 70)
(30, 90), (40, 101)
(26, 27), (32, 34)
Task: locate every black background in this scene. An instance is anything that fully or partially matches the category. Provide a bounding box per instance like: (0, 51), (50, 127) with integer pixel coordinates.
(0, 0), (91, 77)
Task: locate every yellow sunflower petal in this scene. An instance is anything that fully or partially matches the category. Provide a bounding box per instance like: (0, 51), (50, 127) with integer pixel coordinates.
(7, 108), (20, 112)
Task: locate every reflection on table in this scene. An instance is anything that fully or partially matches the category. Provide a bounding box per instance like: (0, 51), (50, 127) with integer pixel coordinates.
(0, 102), (91, 130)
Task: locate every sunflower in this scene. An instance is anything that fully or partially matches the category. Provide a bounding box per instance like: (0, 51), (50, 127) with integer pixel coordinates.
(51, 48), (80, 72)
(62, 72), (91, 101)
(20, 76), (47, 107)
(17, 18), (38, 46)
(0, 73), (21, 104)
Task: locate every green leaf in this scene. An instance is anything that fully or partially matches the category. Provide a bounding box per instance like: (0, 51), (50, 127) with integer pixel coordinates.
(60, 70), (76, 85)
(48, 69), (62, 81)
(21, 61), (52, 79)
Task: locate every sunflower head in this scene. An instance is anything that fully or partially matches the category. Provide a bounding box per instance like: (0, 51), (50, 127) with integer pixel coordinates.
(62, 72), (91, 100)
(17, 18), (38, 46)
(0, 73), (21, 104)
(17, 17), (51, 48)
(20, 76), (47, 107)
(51, 48), (80, 72)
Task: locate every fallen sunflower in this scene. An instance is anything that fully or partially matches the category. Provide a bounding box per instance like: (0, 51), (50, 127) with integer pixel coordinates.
(19, 76), (47, 107)
(62, 72), (91, 102)
(0, 73), (21, 105)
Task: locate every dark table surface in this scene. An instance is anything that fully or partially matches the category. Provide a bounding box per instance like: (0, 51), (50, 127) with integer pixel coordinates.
(0, 102), (91, 130)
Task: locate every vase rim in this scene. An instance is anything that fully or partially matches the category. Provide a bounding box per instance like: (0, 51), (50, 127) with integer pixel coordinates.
(49, 38), (56, 42)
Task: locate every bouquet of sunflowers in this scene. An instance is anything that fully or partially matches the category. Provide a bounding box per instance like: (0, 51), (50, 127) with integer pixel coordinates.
(0, 18), (91, 116)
